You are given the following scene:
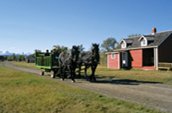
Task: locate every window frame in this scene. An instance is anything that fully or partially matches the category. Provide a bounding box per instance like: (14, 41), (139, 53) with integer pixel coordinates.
(121, 40), (127, 49)
(140, 38), (147, 46)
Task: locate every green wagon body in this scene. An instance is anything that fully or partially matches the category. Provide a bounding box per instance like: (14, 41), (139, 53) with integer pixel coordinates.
(36, 54), (52, 70)
(35, 50), (60, 77)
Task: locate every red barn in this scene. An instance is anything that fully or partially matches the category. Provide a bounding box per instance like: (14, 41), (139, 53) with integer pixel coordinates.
(107, 28), (172, 70)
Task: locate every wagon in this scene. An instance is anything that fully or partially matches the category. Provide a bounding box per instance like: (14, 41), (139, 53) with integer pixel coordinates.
(35, 50), (61, 78)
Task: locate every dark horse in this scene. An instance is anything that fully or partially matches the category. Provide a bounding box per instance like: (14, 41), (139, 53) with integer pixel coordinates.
(78, 43), (100, 82)
(59, 45), (80, 82)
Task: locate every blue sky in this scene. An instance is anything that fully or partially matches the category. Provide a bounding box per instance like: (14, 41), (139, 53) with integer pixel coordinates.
(0, 0), (172, 53)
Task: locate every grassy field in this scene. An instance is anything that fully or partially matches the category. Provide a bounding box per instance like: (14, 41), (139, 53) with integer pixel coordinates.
(0, 65), (163, 113)
(95, 66), (172, 85)
(11, 61), (36, 69)
(11, 61), (172, 85)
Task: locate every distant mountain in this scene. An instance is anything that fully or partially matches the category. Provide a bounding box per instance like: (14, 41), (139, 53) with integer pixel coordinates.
(0, 51), (33, 56)
(0, 51), (13, 56)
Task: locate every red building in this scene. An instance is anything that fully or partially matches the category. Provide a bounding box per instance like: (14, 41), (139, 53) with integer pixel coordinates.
(107, 28), (172, 70)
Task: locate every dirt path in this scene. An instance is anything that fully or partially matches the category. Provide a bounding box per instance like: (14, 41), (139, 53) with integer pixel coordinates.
(3, 61), (172, 113)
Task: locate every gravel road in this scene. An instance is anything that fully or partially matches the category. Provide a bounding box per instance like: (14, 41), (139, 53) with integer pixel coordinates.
(3, 61), (172, 113)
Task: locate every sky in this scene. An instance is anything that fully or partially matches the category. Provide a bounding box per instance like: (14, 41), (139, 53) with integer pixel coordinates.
(0, 0), (172, 54)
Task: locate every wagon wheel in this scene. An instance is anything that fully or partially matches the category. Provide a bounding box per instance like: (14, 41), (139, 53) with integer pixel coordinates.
(50, 70), (55, 78)
(40, 71), (44, 76)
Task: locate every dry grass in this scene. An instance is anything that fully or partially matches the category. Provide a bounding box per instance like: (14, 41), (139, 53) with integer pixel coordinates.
(0, 66), (163, 113)
(11, 61), (36, 69)
(11, 61), (172, 85)
(95, 66), (172, 85)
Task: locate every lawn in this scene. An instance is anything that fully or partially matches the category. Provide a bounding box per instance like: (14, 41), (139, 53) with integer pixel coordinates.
(11, 61), (172, 85)
(11, 61), (36, 69)
(96, 66), (172, 85)
(0, 65), (163, 113)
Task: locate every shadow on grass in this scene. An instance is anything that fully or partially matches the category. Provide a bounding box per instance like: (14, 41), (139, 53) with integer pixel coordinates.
(55, 74), (163, 85)
(94, 77), (162, 85)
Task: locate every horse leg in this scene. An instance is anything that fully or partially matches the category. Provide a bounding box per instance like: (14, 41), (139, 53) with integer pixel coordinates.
(70, 67), (75, 82)
(84, 65), (89, 81)
(78, 64), (81, 78)
(71, 71), (75, 82)
(91, 65), (97, 82)
(61, 67), (65, 81)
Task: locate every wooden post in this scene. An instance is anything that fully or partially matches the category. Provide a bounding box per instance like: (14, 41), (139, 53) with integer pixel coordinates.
(154, 47), (158, 70)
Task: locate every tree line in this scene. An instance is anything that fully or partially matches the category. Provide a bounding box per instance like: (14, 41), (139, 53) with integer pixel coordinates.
(1, 34), (140, 65)
(0, 37), (118, 65)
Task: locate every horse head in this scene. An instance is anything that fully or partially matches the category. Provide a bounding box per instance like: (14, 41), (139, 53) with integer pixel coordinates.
(71, 45), (80, 62)
(91, 43), (100, 63)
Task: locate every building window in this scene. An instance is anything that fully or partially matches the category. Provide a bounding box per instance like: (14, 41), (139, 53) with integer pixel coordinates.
(139, 36), (148, 47)
(141, 38), (147, 46)
(111, 53), (116, 59)
(121, 41), (126, 48)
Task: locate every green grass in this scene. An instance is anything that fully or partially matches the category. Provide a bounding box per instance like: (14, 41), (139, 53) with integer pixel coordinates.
(10, 61), (172, 85)
(11, 61), (36, 69)
(0, 66), (163, 113)
(95, 66), (172, 85)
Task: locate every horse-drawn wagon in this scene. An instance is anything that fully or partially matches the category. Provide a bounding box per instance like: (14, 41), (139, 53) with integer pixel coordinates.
(35, 43), (100, 82)
(35, 50), (61, 78)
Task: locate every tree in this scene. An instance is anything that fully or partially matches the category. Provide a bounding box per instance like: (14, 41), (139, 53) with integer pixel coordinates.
(52, 45), (68, 53)
(78, 44), (84, 53)
(17, 55), (25, 61)
(7, 56), (13, 61)
(100, 37), (118, 66)
(101, 37), (118, 52)
(12, 53), (16, 61)
(7, 53), (16, 61)
(26, 53), (35, 63)
(35, 49), (41, 53)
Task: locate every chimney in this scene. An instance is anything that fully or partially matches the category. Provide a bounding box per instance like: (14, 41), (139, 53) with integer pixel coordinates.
(152, 27), (157, 35)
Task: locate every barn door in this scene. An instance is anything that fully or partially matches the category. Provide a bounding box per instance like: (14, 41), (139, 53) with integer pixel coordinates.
(121, 51), (130, 69)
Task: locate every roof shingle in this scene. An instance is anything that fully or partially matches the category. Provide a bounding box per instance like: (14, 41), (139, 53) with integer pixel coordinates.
(116, 30), (172, 50)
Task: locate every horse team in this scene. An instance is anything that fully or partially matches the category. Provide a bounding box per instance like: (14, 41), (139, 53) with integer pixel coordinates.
(37, 43), (100, 83)
(59, 43), (100, 82)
